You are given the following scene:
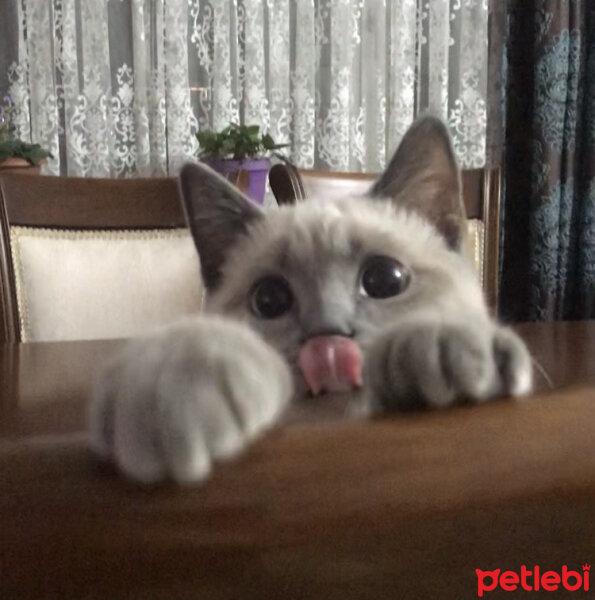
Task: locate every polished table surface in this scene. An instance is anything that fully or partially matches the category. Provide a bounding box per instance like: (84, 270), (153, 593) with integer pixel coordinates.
(1, 321), (595, 599)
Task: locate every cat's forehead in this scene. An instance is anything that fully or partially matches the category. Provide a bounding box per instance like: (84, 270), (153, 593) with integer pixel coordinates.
(253, 196), (444, 267)
(270, 198), (362, 265)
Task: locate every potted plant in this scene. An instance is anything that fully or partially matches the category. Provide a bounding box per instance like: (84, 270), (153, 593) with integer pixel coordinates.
(0, 95), (52, 175)
(197, 123), (287, 204)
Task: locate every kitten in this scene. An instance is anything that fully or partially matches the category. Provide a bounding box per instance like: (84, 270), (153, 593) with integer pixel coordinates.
(89, 116), (533, 484)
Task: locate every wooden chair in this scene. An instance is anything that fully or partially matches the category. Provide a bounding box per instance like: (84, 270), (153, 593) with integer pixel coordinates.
(269, 164), (501, 312)
(0, 174), (202, 343)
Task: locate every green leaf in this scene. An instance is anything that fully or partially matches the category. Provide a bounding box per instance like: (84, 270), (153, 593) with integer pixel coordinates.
(195, 123), (288, 160)
(0, 139), (52, 165)
(261, 133), (275, 149)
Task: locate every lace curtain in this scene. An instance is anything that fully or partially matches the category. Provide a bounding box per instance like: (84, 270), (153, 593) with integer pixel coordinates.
(0, 0), (488, 177)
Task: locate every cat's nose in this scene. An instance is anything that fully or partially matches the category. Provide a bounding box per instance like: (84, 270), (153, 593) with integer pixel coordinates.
(299, 299), (355, 342)
(300, 326), (355, 343)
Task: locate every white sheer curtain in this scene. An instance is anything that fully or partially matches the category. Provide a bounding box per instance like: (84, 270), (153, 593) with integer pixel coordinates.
(0, 0), (488, 177)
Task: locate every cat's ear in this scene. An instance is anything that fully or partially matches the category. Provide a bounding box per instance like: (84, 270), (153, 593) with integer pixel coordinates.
(369, 115), (467, 252)
(178, 162), (264, 290)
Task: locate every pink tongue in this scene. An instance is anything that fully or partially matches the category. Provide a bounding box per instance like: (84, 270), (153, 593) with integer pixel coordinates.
(298, 336), (363, 396)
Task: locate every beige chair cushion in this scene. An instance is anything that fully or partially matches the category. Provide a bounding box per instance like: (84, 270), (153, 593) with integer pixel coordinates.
(10, 227), (203, 342)
(467, 218), (485, 287)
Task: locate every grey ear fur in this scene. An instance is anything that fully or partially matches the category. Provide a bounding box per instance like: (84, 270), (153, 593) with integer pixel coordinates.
(369, 115), (467, 252)
(178, 162), (263, 290)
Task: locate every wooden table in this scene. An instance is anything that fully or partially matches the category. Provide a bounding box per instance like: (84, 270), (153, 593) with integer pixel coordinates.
(1, 322), (595, 599)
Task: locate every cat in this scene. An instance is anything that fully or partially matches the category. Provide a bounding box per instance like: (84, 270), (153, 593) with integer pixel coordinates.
(89, 115), (533, 485)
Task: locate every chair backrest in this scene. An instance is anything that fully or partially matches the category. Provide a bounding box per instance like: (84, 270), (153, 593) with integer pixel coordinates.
(269, 164), (501, 312)
(0, 174), (203, 343)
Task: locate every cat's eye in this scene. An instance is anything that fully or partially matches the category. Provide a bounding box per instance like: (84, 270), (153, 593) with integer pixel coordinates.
(250, 276), (294, 319)
(359, 256), (410, 299)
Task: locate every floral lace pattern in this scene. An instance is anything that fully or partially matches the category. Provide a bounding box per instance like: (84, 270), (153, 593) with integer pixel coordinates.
(534, 29), (581, 153)
(2, 0), (488, 176)
(501, 1), (595, 321)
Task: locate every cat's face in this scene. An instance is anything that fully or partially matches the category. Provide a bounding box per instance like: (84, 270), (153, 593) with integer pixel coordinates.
(180, 116), (488, 395)
(202, 196), (485, 393)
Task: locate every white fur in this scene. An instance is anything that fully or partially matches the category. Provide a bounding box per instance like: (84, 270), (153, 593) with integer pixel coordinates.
(89, 317), (292, 484)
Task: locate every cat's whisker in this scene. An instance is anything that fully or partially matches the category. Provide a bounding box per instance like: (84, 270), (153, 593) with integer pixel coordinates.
(531, 355), (554, 389)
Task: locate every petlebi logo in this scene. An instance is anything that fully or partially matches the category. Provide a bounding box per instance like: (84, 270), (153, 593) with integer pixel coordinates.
(476, 564), (590, 597)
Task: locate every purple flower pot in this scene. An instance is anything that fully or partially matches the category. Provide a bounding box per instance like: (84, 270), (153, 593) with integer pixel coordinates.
(203, 158), (271, 205)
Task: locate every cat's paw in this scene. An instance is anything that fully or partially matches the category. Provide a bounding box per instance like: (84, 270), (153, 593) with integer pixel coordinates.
(89, 317), (292, 484)
(365, 318), (533, 412)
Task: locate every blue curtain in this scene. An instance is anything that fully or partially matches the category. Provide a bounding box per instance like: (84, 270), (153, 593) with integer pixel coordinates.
(500, 0), (595, 321)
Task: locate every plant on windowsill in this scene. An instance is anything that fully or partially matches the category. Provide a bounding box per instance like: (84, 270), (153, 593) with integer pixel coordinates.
(196, 123), (288, 205)
(0, 95), (52, 175)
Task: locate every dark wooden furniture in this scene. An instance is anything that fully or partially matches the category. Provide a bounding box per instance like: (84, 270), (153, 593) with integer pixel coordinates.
(269, 165), (501, 311)
(0, 174), (186, 343)
(1, 321), (595, 599)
